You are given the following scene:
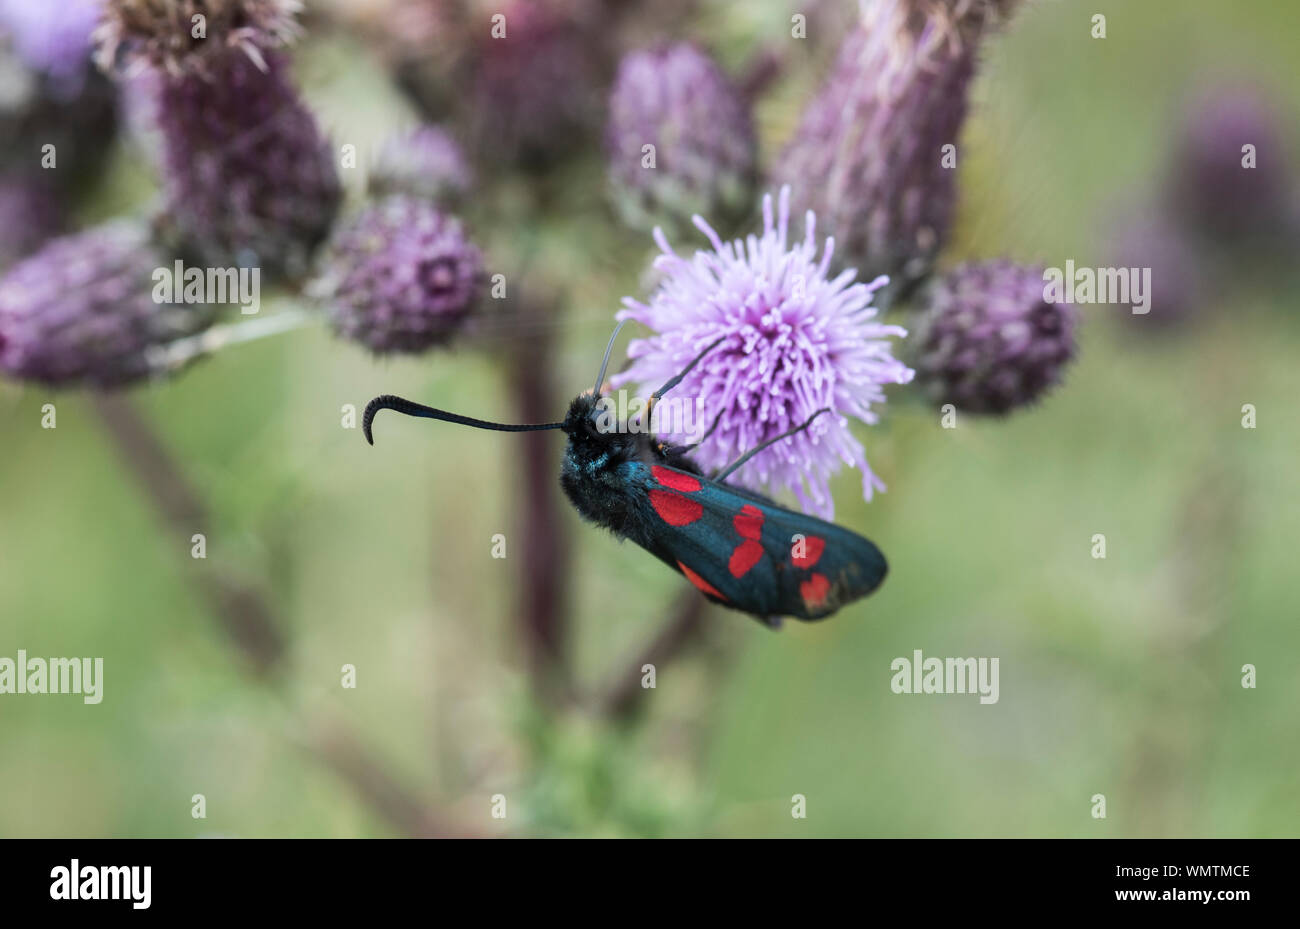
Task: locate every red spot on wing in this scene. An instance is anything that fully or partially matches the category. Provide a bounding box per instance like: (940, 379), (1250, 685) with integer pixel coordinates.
(800, 573), (831, 609)
(729, 539), (764, 578)
(650, 489), (702, 526)
(652, 466), (701, 493)
(733, 504), (764, 540)
(678, 561), (727, 600)
(792, 534), (826, 569)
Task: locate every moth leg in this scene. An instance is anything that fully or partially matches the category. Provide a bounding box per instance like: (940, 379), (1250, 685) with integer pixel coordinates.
(643, 337), (726, 428)
(712, 408), (832, 482)
(659, 409), (725, 459)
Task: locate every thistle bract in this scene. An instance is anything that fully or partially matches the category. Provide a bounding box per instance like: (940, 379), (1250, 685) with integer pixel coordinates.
(0, 221), (212, 387)
(774, 0), (1020, 306)
(605, 42), (756, 236)
(150, 49), (341, 278)
(909, 260), (1076, 415)
(94, 0), (301, 77)
(315, 196), (484, 355)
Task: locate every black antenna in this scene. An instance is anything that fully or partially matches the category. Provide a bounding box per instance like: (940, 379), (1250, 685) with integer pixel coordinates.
(363, 395), (563, 446)
(592, 319), (627, 398)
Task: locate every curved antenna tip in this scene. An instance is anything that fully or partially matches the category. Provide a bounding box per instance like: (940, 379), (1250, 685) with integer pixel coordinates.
(362, 395), (388, 446)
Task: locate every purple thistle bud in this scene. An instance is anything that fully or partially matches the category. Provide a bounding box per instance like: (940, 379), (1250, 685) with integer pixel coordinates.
(0, 175), (62, 268)
(313, 196), (484, 355)
(467, 0), (601, 168)
(94, 0), (301, 77)
(605, 42), (757, 236)
(1169, 84), (1294, 246)
(148, 48), (341, 278)
(0, 221), (213, 387)
(774, 0), (1021, 305)
(368, 124), (473, 206)
(613, 187), (914, 519)
(908, 260), (1076, 415)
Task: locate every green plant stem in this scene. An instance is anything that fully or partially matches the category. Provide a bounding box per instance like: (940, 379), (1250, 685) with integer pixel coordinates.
(145, 306), (317, 375)
(93, 392), (465, 838)
(507, 301), (573, 705)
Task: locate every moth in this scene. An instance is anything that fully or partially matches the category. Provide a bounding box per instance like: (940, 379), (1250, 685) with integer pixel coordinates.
(363, 325), (888, 626)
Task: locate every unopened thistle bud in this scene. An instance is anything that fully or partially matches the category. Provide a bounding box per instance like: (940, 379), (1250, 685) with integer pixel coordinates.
(0, 222), (213, 387)
(94, 0), (301, 77)
(96, 0), (339, 278)
(313, 196), (484, 355)
(605, 43), (757, 237)
(774, 0), (1022, 306)
(908, 260), (1075, 415)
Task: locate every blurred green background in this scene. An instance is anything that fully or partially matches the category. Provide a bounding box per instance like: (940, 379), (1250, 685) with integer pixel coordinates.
(2, 0), (1298, 837)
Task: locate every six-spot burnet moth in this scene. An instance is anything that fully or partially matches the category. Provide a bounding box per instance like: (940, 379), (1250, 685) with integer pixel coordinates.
(363, 323), (888, 627)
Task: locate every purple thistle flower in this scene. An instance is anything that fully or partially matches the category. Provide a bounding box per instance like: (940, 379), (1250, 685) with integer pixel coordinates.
(147, 48), (341, 278)
(368, 124), (473, 206)
(0, 221), (213, 387)
(0, 0), (101, 89)
(613, 187), (914, 519)
(908, 260), (1076, 415)
(774, 0), (1021, 306)
(605, 42), (757, 236)
(313, 195), (484, 355)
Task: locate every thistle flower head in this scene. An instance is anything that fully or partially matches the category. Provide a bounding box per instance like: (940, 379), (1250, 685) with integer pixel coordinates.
(605, 42), (757, 236)
(0, 221), (213, 387)
(774, 0), (1021, 306)
(368, 124), (473, 206)
(908, 260), (1076, 414)
(95, 0), (302, 76)
(314, 195), (484, 355)
(150, 48), (341, 277)
(613, 187), (914, 519)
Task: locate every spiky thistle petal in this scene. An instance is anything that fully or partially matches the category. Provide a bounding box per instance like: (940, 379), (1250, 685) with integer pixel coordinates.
(614, 187), (913, 519)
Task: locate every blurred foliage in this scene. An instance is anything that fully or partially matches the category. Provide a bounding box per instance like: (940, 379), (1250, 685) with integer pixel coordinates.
(1, 0), (1298, 837)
